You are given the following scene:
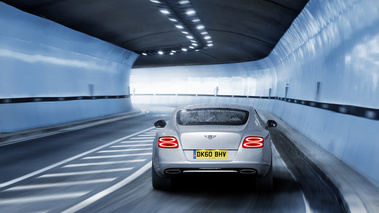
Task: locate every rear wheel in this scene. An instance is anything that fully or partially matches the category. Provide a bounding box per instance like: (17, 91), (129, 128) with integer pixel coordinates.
(152, 165), (173, 190)
(255, 165), (273, 191)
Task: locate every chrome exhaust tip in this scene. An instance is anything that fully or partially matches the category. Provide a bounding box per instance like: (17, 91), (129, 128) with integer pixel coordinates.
(239, 169), (257, 175)
(164, 169), (182, 175)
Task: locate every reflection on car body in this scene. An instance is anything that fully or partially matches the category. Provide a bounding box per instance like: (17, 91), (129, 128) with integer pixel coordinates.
(152, 103), (277, 191)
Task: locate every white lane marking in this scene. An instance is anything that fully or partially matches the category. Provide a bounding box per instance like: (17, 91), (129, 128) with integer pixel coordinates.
(38, 168), (133, 178)
(98, 148), (152, 153)
(64, 159), (146, 167)
(5, 178), (116, 191)
(83, 153), (151, 159)
(0, 192), (89, 205)
(0, 127), (154, 189)
(62, 161), (152, 213)
(111, 144), (152, 148)
(121, 140), (152, 143)
(272, 144), (312, 213)
(136, 135), (155, 137)
(129, 137), (154, 140)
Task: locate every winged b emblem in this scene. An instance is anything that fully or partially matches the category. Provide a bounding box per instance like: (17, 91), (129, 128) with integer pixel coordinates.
(204, 135), (216, 140)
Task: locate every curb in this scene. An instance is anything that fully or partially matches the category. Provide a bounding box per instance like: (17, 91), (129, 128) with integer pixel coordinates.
(258, 111), (379, 213)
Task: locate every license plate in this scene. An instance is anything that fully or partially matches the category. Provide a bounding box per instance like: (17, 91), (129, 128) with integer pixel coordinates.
(193, 150), (228, 159)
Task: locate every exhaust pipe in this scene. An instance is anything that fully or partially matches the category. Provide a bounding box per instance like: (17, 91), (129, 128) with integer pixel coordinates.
(239, 169), (257, 175)
(164, 169), (182, 175)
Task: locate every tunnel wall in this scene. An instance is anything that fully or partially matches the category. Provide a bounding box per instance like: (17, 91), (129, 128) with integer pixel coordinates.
(0, 3), (138, 133)
(131, 0), (379, 185)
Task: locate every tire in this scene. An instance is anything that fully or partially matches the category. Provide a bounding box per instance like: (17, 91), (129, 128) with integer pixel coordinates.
(255, 165), (273, 192)
(152, 165), (173, 190)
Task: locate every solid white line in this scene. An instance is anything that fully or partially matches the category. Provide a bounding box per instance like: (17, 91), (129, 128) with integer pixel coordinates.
(64, 159), (146, 167)
(0, 127), (154, 189)
(111, 144), (152, 148)
(83, 153), (151, 159)
(5, 178), (116, 191)
(62, 161), (152, 213)
(38, 168), (133, 178)
(98, 148), (152, 153)
(272, 144), (312, 213)
(0, 192), (89, 205)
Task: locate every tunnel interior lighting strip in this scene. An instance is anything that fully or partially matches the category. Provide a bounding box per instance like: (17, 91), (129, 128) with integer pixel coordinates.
(138, 0), (213, 56)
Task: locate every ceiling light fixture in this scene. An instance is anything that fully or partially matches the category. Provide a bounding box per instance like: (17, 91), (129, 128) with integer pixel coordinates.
(160, 9), (170, 15)
(186, 9), (196, 15)
(142, 0), (213, 56)
(179, 0), (190, 4)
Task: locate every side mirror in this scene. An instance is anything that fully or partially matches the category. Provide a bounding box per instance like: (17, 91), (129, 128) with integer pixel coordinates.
(266, 120), (277, 128)
(154, 120), (167, 128)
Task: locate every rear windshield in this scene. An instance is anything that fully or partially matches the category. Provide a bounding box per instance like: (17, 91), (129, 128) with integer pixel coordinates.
(177, 108), (249, 126)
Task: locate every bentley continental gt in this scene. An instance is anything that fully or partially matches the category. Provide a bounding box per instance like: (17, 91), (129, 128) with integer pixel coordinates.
(152, 104), (277, 191)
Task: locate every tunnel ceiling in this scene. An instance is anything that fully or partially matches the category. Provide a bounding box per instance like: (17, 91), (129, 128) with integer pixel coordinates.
(3, 0), (308, 68)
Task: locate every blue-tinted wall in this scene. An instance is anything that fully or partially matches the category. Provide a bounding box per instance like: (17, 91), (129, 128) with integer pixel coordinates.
(131, 0), (379, 185)
(0, 3), (138, 132)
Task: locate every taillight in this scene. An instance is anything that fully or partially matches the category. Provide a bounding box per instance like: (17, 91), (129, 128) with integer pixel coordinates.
(158, 137), (179, 148)
(242, 136), (264, 148)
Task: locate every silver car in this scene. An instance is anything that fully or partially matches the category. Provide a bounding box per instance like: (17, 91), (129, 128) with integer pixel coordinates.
(152, 103), (277, 190)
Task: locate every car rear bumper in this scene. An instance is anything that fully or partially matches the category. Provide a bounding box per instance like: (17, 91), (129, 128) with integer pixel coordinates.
(154, 161), (271, 178)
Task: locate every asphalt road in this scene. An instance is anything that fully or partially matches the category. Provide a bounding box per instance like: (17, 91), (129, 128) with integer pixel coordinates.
(0, 106), (345, 213)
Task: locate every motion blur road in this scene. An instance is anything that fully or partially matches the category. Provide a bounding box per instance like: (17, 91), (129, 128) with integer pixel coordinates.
(0, 106), (345, 213)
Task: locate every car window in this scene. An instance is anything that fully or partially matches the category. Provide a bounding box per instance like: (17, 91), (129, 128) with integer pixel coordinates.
(177, 108), (249, 125)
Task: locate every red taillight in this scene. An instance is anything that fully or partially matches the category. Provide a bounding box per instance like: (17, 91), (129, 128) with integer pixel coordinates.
(242, 136), (264, 148)
(158, 137), (179, 148)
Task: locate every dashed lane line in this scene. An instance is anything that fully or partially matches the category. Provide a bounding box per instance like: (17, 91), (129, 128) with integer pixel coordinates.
(0, 127), (154, 189)
(82, 153), (151, 159)
(0, 192), (90, 205)
(111, 144), (152, 148)
(64, 159), (146, 168)
(121, 140), (152, 143)
(98, 148), (152, 153)
(38, 168), (134, 178)
(5, 178), (117, 191)
(62, 161), (152, 213)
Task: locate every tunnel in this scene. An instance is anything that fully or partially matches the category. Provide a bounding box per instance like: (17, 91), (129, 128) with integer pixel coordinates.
(0, 0), (379, 212)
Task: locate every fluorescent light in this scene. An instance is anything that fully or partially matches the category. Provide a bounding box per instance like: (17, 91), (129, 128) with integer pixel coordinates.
(182, 31), (189, 34)
(186, 35), (194, 39)
(142, 53), (147, 56)
(175, 25), (184, 29)
(201, 31), (208, 35)
(169, 18), (177, 22)
(150, 0), (161, 3)
(189, 46), (195, 49)
(196, 25), (204, 30)
(158, 51), (164, 55)
(179, 0), (190, 4)
(204, 36), (211, 40)
(192, 19), (200, 22)
(186, 9), (196, 15)
(192, 43), (198, 46)
(160, 9), (170, 15)
(207, 43), (213, 47)
(171, 50), (176, 53)
(182, 48), (188, 51)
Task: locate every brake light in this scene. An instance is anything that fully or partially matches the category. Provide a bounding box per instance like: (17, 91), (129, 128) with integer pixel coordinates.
(242, 136), (264, 148)
(158, 137), (179, 148)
